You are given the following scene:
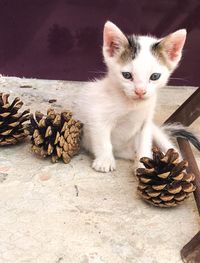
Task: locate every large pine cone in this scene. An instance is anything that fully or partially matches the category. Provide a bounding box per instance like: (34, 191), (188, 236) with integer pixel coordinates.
(0, 93), (30, 145)
(136, 147), (196, 207)
(30, 108), (83, 163)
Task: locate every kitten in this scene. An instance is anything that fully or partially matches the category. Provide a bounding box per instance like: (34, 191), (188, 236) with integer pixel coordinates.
(74, 21), (198, 172)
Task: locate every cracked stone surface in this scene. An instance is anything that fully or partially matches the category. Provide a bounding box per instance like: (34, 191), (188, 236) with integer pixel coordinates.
(0, 77), (199, 263)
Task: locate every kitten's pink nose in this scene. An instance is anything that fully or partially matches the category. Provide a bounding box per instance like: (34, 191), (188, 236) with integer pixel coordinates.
(135, 88), (146, 97)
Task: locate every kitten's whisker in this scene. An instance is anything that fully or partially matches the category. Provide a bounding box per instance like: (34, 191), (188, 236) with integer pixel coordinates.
(169, 77), (189, 82)
(89, 71), (107, 74)
(170, 77), (186, 80)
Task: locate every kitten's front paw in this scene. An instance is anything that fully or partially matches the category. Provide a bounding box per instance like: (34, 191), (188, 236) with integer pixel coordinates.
(92, 156), (116, 173)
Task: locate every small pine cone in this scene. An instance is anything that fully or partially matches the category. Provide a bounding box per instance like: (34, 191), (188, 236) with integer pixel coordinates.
(29, 108), (83, 163)
(0, 93), (30, 145)
(136, 147), (196, 208)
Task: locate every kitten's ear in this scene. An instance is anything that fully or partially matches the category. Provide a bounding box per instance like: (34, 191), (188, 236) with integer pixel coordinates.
(160, 29), (187, 62)
(103, 21), (128, 57)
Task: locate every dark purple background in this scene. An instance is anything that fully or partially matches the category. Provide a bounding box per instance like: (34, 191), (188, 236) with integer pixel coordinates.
(0, 0), (200, 86)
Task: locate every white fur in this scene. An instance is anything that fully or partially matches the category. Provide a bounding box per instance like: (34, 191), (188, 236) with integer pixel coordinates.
(73, 22), (186, 172)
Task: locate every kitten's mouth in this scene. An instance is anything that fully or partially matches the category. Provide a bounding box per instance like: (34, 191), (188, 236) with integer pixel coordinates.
(133, 95), (147, 100)
(137, 95), (145, 99)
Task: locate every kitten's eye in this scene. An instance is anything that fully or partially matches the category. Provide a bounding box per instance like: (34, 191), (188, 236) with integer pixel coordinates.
(150, 73), (161, 81)
(122, 72), (132, 80)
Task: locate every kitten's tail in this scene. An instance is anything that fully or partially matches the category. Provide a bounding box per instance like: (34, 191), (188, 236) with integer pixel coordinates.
(162, 123), (200, 151)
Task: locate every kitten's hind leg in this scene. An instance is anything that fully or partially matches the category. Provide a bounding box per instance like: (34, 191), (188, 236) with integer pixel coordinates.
(134, 121), (153, 168)
(114, 141), (137, 160)
(137, 122), (153, 157)
(114, 123), (152, 166)
(152, 124), (177, 152)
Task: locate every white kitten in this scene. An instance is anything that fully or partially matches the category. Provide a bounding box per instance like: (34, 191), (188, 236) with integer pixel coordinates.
(73, 21), (187, 172)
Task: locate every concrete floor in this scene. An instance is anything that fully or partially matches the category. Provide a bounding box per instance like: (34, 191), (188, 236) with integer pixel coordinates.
(0, 76), (199, 263)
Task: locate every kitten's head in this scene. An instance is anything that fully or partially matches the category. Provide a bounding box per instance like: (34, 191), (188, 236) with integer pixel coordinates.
(103, 21), (186, 100)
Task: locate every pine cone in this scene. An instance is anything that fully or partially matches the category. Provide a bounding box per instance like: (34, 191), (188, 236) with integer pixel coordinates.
(136, 147), (196, 207)
(30, 108), (83, 163)
(0, 93), (30, 145)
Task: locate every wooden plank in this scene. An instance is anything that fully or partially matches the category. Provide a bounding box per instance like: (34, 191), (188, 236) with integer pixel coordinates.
(164, 88), (200, 263)
(164, 87), (200, 213)
(181, 231), (200, 263)
(165, 87), (200, 126)
(177, 138), (200, 215)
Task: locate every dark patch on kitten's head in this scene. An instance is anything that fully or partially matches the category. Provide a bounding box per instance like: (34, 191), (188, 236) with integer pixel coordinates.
(127, 35), (141, 57)
(151, 41), (172, 70)
(118, 35), (140, 64)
